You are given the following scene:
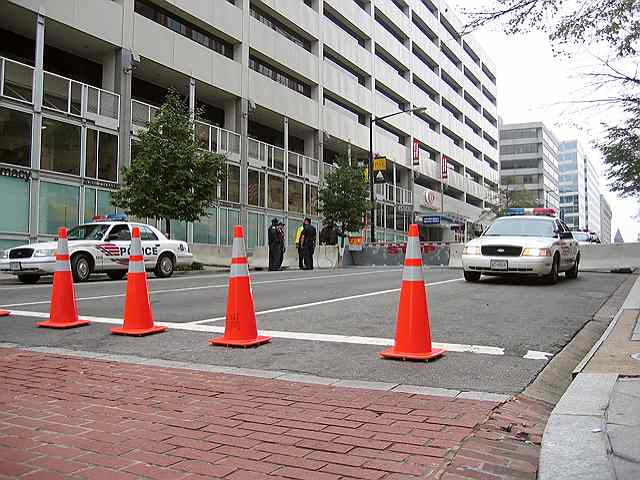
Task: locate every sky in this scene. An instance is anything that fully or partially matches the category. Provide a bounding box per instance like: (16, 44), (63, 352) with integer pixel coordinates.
(451, 4), (639, 243)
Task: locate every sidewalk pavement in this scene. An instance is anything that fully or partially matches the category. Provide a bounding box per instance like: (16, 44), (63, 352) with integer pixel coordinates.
(0, 347), (551, 480)
(539, 275), (640, 479)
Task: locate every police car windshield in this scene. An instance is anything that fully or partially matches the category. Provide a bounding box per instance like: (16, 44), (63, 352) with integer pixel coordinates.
(68, 224), (110, 241)
(484, 218), (556, 237)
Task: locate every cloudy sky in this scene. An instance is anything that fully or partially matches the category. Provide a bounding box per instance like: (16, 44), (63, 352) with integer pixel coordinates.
(452, 5), (639, 242)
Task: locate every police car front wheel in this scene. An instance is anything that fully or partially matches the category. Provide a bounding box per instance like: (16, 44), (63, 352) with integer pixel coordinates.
(71, 254), (92, 283)
(154, 254), (175, 278)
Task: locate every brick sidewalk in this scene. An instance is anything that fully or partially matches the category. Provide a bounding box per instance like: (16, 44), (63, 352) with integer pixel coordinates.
(0, 348), (550, 480)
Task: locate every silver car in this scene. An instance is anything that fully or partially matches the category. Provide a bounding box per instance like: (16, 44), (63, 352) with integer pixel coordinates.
(0, 222), (193, 284)
(462, 214), (580, 284)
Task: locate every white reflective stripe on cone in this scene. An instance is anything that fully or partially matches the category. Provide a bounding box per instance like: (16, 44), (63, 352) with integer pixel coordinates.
(402, 265), (424, 281)
(130, 236), (143, 256)
(405, 235), (421, 260)
(57, 237), (68, 256)
(230, 263), (249, 278)
(231, 237), (245, 259)
(128, 260), (145, 273)
(55, 259), (70, 272)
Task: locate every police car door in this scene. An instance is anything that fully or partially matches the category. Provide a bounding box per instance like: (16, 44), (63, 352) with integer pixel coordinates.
(102, 224), (132, 270)
(138, 225), (160, 269)
(560, 220), (578, 265)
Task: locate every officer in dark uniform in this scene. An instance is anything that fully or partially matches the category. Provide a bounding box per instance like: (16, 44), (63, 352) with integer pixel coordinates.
(268, 218), (284, 271)
(301, 217), (316, 270)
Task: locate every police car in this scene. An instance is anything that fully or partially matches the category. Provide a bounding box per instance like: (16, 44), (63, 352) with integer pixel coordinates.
(0, 214), (193, 284)
(462, 208), (580, 284)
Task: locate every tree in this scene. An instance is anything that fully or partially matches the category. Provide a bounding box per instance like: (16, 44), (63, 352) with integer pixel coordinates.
(317, 156), (369, 233)
(112, 90), (227, 237)
(463, 0), (640, 199)
(488, 178), (539, 215)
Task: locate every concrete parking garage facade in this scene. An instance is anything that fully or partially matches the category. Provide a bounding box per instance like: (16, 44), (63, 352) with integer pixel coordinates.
(0, 0), (500, 249)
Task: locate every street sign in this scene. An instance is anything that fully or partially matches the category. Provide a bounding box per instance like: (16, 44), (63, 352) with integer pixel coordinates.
(422, 215), (441, 225)
(375, 171), (385, 183)
(373, 157), (387, 172)
(397, 204), (413, 213)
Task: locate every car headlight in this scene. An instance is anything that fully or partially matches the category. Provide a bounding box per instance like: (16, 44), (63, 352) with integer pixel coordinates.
(463, 246), (481, 255)
(34, 248), (56, 258)
(0, 250), (8, 260)
(522, 248), (550, 257)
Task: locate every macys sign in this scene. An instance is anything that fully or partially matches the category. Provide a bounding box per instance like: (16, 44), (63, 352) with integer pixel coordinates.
(0, 166), (31, 182)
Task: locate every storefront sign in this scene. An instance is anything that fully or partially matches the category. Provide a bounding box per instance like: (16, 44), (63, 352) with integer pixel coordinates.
(424, 190), (438, 209)
(83, 178), (118, 189)
(422, 215), (441, 225)
(0, 166), (31, 182)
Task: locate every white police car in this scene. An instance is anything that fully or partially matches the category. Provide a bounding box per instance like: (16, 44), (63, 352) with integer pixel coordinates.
(462, 208), (580, 284)
(0, 215), (193, 283)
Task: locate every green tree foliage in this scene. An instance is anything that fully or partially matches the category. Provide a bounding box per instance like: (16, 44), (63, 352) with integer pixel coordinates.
(464, 0), (640, 198)
(112, 90), (226, 237)
(489, 178), (539, 215)
(318, 156), (369, 233)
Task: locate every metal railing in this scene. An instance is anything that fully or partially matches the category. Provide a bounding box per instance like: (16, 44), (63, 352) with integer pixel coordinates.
(248, 137), (285, 171)
(194, 120), (241, 156)
(42, 69), (120, 121)
(131, 99), (160, 127)
(0, 57), (34, 104)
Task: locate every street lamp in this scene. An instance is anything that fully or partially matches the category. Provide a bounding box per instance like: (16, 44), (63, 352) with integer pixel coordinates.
(369, 106), (426, 243)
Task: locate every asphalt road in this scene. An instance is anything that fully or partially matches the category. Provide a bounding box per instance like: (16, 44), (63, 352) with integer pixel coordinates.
(0, 267), (630, 393)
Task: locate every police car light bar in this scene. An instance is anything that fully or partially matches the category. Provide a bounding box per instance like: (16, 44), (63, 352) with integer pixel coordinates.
(505, 208), (556, 217)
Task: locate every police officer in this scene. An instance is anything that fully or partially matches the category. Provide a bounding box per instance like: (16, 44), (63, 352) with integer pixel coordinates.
(301, 217), (316, 270)
(295, 222), (304, 269)
(267, 218), (284, 271)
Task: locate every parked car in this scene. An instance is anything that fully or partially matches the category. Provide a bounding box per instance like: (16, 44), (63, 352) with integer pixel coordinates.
(462, 208), (580, 284)
(0, 217), (193, 284)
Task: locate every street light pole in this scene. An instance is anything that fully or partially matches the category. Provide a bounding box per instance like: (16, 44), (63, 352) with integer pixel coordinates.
(369, 106), (426, 244)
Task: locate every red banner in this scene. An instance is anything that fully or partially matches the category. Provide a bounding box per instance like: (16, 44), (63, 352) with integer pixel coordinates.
(412, 139), (420, 165)
(441, 155), (448, 180)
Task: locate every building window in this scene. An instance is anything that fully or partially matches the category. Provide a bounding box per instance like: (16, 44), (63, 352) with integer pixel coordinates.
(193, 207), (218, 244)
(268, 175), (285, 210)
(39, 181), (80, 235)
(0, 176), (29, 233)
(247, 211), (265, 249)
(500, 128), (539, 141)
(500, 143), (540, 155)
(307, 184), (318, 215)
(97, 190), (115, 216)
(220, 207), (240, 245)
(250, 5), (311, 51)
(288, 179), (304, 213)
(0, 107), (31, 167)
(40, 118), (81, 176)
(134, 0), (234, 59)
(84, 187), (96, 222)
(249, 56), (312, 98)
(227, 164), (240, 203)
(86, 129), (118, 182)
(248, 169), (265, 207)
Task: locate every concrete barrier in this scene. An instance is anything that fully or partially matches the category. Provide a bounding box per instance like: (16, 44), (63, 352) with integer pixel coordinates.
(249, 246), (270, 270)
(579, 243), (640, 272)
(248, 245), (340, 270)
(448, 244), (463, 269)
(343, 243), (451, 267)
(191, 244), (232, 267)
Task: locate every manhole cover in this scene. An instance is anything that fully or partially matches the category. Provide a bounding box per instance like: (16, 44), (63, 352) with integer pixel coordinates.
(631, 353), (640, 361)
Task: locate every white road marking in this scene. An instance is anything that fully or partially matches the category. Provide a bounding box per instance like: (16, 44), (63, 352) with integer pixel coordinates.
(523, 350), (553, 360)
(188, 277), (464, 325)
(0, 269), (403, 308)
(5, 309), (506, 356)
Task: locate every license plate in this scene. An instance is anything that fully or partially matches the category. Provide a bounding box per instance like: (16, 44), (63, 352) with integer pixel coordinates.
(10, 262), (21, 271)
(491, 260), (508, 271)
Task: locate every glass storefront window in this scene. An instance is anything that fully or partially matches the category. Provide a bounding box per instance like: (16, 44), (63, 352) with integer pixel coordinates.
(41, 118), (81, 176)
(248, 169), (265, 207)
(247, 211), (265, 249)
(288, 179), (303, 214)
(39, 181), (80, 234)
(98, 132), (118, 182)
(0, 176), (29, 233)
(220, 207), (240, 245)
(86, 129), (98, 178)
(268, 175), (284, 210)
(0, 107), (32, 167)
(306, 184), (318, 215)
(171, 221), (187, 241)
(227, 164), (240, 203)
(386, 204), (395, 229)
(96, 190), (115, 217)
(84, 187), (96, 222)
(193, 207), (218, 244)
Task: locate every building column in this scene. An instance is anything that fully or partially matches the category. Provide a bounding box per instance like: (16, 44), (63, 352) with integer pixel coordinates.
(116, 48), (133, 169)
(29, 11), (46, 241)
(239, 0), (251, 230)
(283, 117), (289, 216)
(187, 78), (196, 243)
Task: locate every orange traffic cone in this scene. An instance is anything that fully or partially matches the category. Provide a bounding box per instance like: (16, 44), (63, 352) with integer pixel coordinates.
(38, 228), (90, 329)
(209, 225), (271, 348)
(111, 227), (166, 336)
(0, 310), (10, 317)
(380, 224), (445, 361)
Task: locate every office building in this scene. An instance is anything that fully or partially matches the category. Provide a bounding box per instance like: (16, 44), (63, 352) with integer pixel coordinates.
(558, 140), (601, 236)
(600, 195), (612, 244)
(0, 0), (499, 249)
(499, 122), (559, 211)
